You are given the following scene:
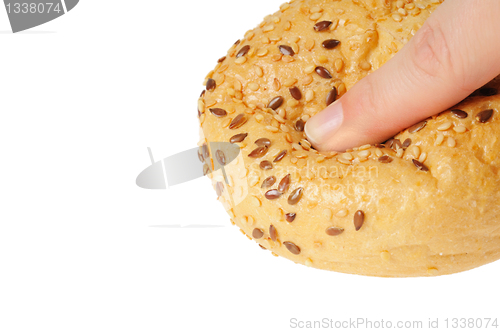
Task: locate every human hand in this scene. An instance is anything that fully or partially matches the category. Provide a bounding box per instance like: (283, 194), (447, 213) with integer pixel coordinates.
(305, 0), (500, 152)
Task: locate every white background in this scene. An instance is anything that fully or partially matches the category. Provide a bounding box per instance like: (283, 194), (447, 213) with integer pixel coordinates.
(0, 1), (498, 331)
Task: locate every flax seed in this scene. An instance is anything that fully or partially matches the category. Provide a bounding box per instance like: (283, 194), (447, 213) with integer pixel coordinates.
(476, 109), (494, 123)
(315, 66), (332, 79)
(326, 227), (344, 236)
(314, 21), (332, 31)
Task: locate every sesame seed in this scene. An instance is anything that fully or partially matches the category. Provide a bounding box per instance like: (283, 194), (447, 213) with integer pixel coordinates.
(265, 126), (279, 133)
(251, 196), (261, 207)
(269, 225), (278, 242)
(268, 96), (284, 110)
(309, 12), (323, 20)
(322, 39), (340, 49)
(476, 109), (494, 123)
(447, 136), (456, 148)
(274, 150), (288, 162)
(453, 125), (467, 133)
(209, 108), (227, 117)
(341, 152), (353, 160)
(412, 159), (429, 171)
(409, 145), (421, 159)
(325, 226), (344, 236)
(305, 39), (315, 51)
(261, 176), (276, 188)
(206, 78), (216, 91)
(354, 210), (364, 231)
(290, 86), (302, 100)
(233, 80), (242, 91)
(380, 251), (390, 261)
(305, 90), (314, 102)
(310, 6), (322, 13)
(314, 21), (332, 31)
(229, 114), (247, 129)
(285, 213), (296, 222)
(234, 56), (247, 64)
(283, 78), (297, 87)
(323, 208), (332, 220)
(260, 160), (273, 170)
(288, 187), (304, 205)
(358, 150), (371, 158)
(284, 241), (301, 255)
(273, 113), (286, 123)
(248, 146), (268, 158)
(326, 87), (338, 106)
(263, 24), (275, 32)
(315, 66), (332, 79)
(248, 82), (260, 91)
(408, 121), (427, 133)
(236, 45), (250, 58)
(256, 48), (268, 57)
(217, 56), (226, 63)
(271, 54), (282, 62)
(338, 83), (346, 96)
(437, 121), (452, 130)
(215, 182), (224, 197)
(279, 45), (295, 56)
(360, 61), (372, 71)
(302, 75), (314, 85)
(418, 152), (427, 163)
(337, 157), (351, 165)
(272, 78), (281, 91)
(287, 99), (299, 107)
(392, 13), (402, 22)
(300, 139), (312, 150)
(318, 55), (328, 63)
(435, 133), (444, 146)
(305, 65), (316, 74)
(252, 228), (264, 239)
(334, 58), (344, 72)
(265, 189), (282, 200)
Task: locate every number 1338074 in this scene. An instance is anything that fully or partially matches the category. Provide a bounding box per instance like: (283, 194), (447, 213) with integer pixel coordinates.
(6, 3), (62, 14)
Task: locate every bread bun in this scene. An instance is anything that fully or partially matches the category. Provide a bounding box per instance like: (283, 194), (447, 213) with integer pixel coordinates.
(197, 0), (500, 277)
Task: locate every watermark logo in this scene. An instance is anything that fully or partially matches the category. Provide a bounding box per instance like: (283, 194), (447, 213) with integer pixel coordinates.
(3, 0), (78, 33)
(136, 143), (241, 190)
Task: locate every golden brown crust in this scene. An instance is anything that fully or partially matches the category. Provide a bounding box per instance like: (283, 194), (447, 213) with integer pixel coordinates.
(197, 0), (500, 277)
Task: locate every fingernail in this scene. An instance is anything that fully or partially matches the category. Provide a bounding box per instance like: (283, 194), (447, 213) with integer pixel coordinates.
(305, 99), (344, 146)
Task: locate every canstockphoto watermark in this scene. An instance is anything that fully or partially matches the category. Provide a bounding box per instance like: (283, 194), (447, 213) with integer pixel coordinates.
(3, 0), (79, 33)
(290, 317), (425, 329)
(136, 144), (380, 213)
(290, 317), (500, 329)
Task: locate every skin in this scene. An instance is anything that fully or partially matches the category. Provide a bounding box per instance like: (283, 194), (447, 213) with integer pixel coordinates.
(304, 0), (500, 152)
